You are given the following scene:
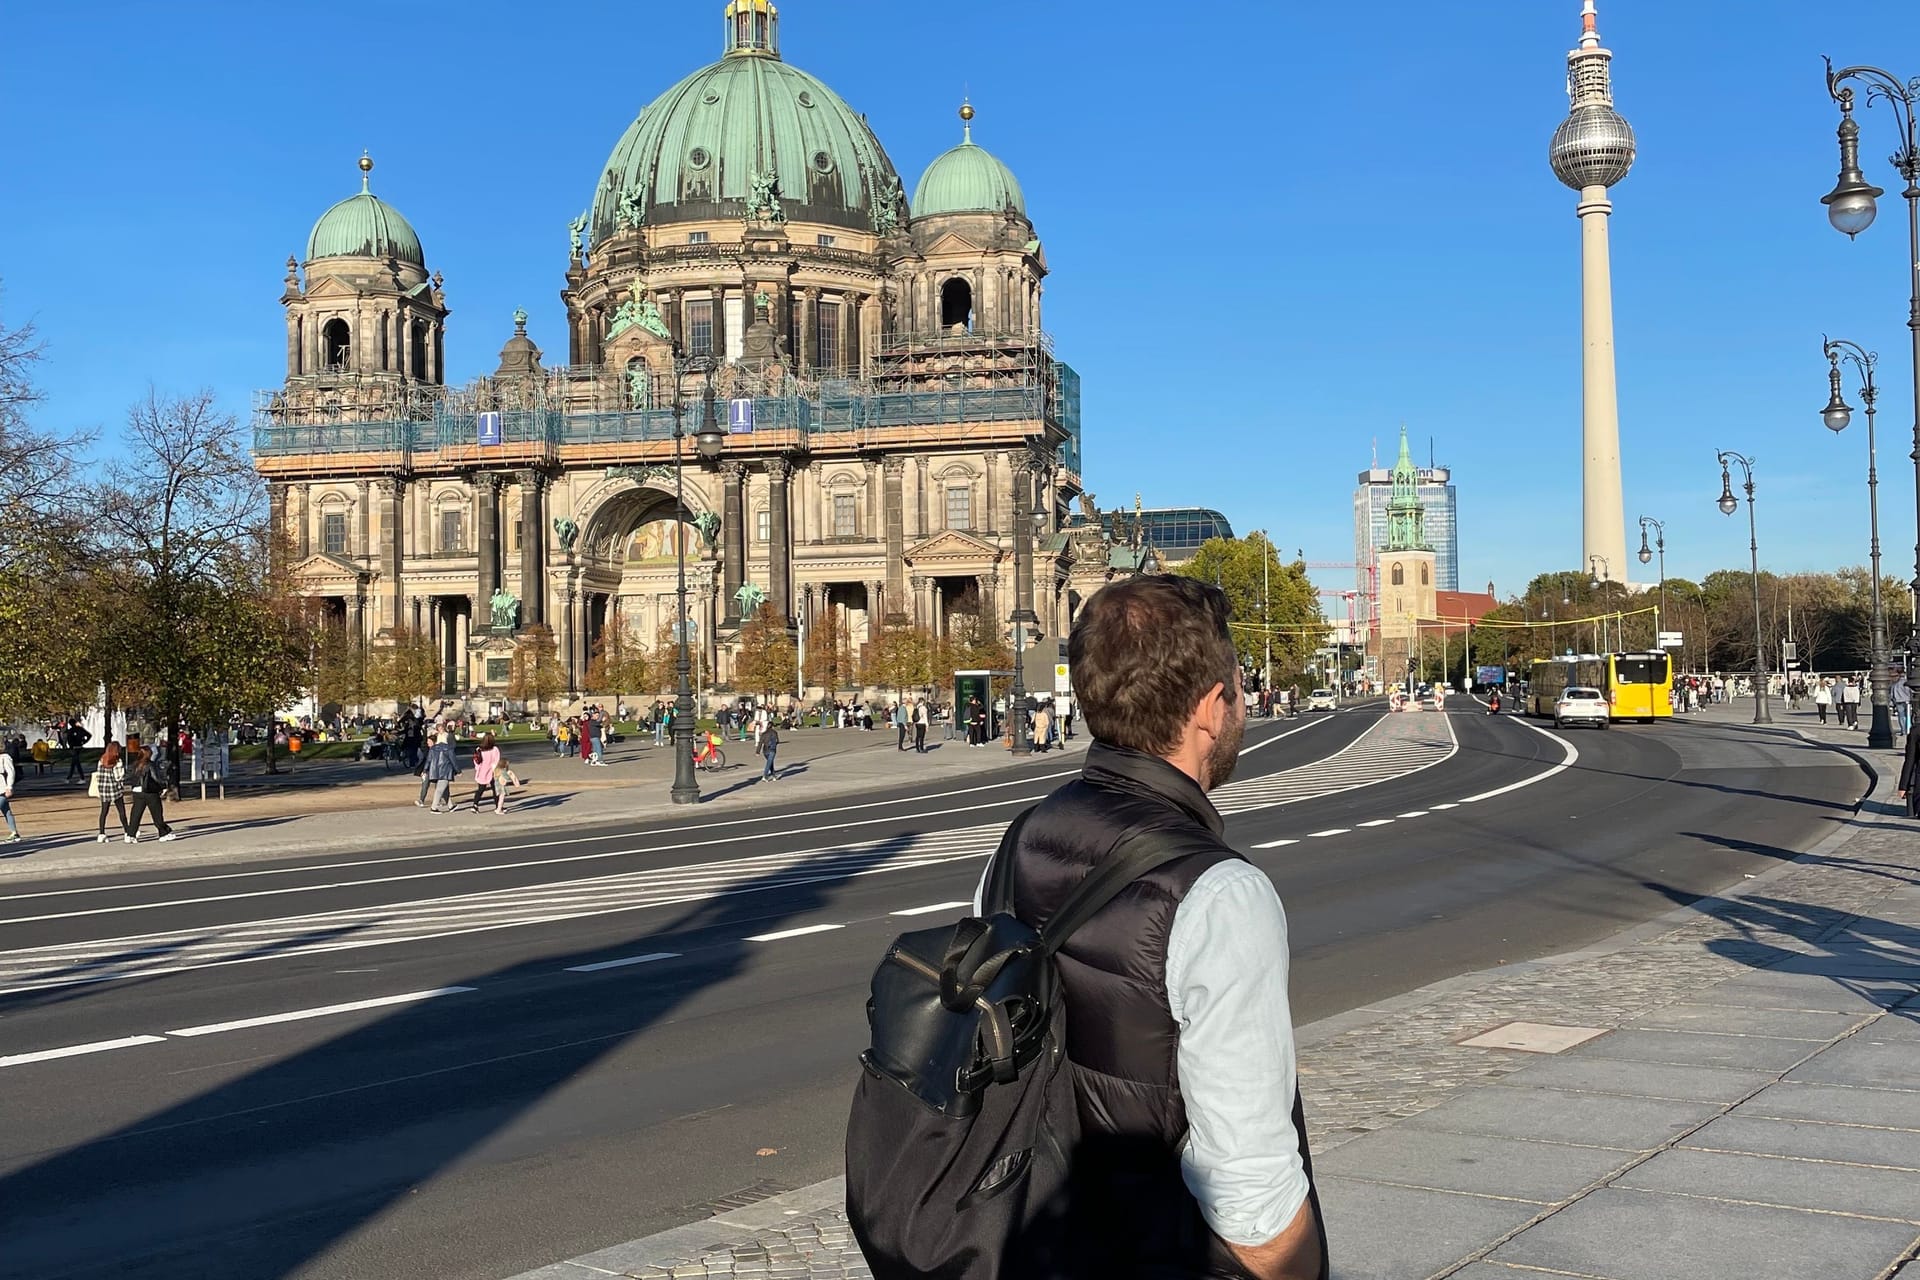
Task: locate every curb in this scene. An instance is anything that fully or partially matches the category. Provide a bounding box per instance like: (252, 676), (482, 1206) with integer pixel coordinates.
(504, 717), (1885, 1279)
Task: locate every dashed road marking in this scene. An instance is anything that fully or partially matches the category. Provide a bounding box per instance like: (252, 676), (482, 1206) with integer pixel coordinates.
(1430, 803), (1460, 810)
(1358, 819), (1395, 828)
(890, 902), (972, 917)
(1398, 811), (1430, 818)
(166, 987), (475, 1038)
(745, 924), (844, 943)
(565, 952), (681, 974)
(1253, 838), (1300, 849)
(0, 1035), (166, 1069)
(1307, 829), (1351, 839)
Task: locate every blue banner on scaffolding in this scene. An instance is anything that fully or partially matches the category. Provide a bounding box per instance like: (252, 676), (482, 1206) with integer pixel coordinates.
(476, 412), (502, 446)
(728, 399), (754, 434)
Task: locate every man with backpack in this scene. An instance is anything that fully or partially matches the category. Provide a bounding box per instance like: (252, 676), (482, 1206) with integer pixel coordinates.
(849, 575), (1327, 1279)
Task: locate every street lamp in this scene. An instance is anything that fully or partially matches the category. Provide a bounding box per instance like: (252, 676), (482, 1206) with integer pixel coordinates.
(668, 355), (725, 804)
(1714, 451), (1772, 725)
(1822, 336), (1896, 747)
(1638, 515), (1668, 660)
(1589, 555), (1614, 652)
(1007, 461), (1048, 756)
(1822, 59), (1920, 731)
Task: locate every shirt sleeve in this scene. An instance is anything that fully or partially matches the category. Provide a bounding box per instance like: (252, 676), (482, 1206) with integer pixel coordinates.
(1165, 859), (1311, 1248)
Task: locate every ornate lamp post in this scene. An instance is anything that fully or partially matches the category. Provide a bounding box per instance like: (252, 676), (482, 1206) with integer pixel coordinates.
(1007, 460), (1051, 756)
(1715, 452), (1772, 725)
(1637, 515), (1667, 659)
(1822, 59), (1920, 728)
(1588, 555), (1614, 652)
(1821, 337), (1896, 747)
(669, 356), (726, 804)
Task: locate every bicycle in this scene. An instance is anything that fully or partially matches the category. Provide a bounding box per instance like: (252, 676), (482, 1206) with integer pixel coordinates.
(695, 747), (727, 773)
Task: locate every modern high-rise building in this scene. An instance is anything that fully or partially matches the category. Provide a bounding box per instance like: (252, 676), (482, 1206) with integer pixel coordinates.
(1353, 432), (1458, 593)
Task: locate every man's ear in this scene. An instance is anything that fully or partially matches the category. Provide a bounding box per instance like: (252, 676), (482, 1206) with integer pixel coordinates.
(1198, 681), (1227, 738)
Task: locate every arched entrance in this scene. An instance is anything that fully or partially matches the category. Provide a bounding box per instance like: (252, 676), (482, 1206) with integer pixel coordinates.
(572, 482), (719, 696)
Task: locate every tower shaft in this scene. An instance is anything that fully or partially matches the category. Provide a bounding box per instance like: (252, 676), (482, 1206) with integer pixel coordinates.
(1579, 186), (1627, 582)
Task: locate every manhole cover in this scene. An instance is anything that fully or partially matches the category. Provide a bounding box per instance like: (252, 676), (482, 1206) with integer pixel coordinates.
(1458, 1020), (1607, 1054)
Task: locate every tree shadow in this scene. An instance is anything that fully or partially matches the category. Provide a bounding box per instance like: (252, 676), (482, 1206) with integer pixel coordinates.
(0, 830), (938, 1279)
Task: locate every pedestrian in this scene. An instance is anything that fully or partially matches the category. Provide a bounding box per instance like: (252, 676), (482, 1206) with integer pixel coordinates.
(30, 736), (48, 777)
(1814, 679), (1831, 724)
(1032, 700), (1052, 751)
(930, 575), (1329, 1276)
(588, 711), (607, 766)
(92, 742), (132, 843)
(1898, 719), (1920, 817)
(1895, 674), (1913, 737)
(579, 714), (594, 765)
(0, 745), (19, 844)
(894, 700), (908, 750)
(124, 741), (177, 842)
(913, 698), (929, 753)
(1842, 676), (1863, 729)
(470, 732), (505, 814)
(761, 718), (780, 780)
(424, 731), (458, 811)
(65, 721), (91, 782)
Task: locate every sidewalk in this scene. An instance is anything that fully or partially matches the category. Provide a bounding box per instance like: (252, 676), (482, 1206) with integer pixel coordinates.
(512, 705), (1920, 1280)
(0, 726), (1087, 882)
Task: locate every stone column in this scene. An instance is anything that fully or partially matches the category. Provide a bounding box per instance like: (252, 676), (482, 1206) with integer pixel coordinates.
(767, 458), (793, 626)
(1013, 462), (1035, 623)
(294, 484), (311, 559)
(722, 461), (747, 625)
(518, 470), (545, 626)
(268, 483), (289, 571)
(563, 586), (580, 693)
(882, 457), (906, 621)
(914, 458), (928, 538)
(475, 474), (500, 626)
(983, 452), (998, 534)
(355, 479), (372, 562)
(869, 579), (886, 638)
(909, 575), (926, 631)
(454, 602), (470, 691)
(800, 287), (818, 371)
(712, 289), (727, 362)
(378, 478), (403, 631)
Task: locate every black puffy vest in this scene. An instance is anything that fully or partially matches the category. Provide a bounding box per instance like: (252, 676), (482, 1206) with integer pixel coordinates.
(1004, 744), (1315, 1279)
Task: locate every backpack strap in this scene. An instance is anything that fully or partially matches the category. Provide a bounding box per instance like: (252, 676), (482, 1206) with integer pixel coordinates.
(1039, 824), (1221, 956)
(981, 807), (1037, 918)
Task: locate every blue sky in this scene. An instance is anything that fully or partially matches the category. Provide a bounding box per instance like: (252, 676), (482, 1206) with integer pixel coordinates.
(5, 0), (1920, 601)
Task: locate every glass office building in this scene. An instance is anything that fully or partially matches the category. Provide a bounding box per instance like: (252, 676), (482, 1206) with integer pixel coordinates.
(1101, 507), (1234, 566)
(1354, 464), (1458, 592)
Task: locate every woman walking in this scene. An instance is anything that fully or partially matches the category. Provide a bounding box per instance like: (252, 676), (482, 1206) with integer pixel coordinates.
(125, 743), (176, 842)
(0, 746), (19, 843)
(1814, 680), (1832, 724)
(423, 731), (459, 811)
(93, 743), (132, 843)
(470, 732), (505, 814)
(760, 719), (780, 781)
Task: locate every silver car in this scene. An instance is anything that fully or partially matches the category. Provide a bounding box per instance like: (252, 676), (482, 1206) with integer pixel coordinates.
(1554, 686), (1610, 729)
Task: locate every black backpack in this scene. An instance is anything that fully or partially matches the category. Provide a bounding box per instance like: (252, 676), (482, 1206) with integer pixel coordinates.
(846, 811), (1215, 1280)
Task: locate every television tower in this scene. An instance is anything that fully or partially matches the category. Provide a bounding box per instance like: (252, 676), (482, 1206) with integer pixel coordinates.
(1549, 0), (1635, 582)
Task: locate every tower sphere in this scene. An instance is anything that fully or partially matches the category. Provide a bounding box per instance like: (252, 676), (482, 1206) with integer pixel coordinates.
(1550, 103), (1636, 190)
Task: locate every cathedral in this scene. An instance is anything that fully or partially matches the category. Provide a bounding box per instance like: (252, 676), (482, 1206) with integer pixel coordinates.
(253, 1), (1124, 700)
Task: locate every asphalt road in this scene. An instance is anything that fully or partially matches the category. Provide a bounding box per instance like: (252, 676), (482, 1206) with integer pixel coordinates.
(0, 705), (1865, 1280)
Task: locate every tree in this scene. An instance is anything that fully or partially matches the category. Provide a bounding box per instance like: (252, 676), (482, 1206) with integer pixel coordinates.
(937, 610), (1013, 679)
(735, 603), (798, 697)
(309, 621), (370, 716)
(1175, 535), (1326, 678)
(585, 619), (651, 697)
(868, 620), (934, 696)
(507, 624), (566, 711)
(652, 620), (709, 692)
(804, 603), (859, 691)
(366, 626), (442, 709)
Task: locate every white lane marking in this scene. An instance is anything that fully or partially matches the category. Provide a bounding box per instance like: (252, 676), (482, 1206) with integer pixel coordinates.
(1456, 718), (1580, 803)
(564, 951), (681, 973)
(1252, 838), (1300, 849)
(165, 987), (477, 1038)
(0, 766), (1092, 907)
(1398, 811), (1430, 818)
(890, 901), (973, 917)
(745, 924), (844, 943)
(1215, 712), (1456, 817)
(0, 1035), (166, 1069)
(1358, 819), (1395, 828)
(1235, 713), (1344, 757)
(1307, 829), (1350, 839)
(1430, 803), (1460, 810)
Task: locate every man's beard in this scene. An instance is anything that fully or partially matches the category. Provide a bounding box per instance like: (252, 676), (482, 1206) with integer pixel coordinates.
(1203, 698), (1245, 792)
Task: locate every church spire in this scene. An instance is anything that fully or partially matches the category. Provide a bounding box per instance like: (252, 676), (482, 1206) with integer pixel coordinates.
(1385, 425), (1431, 552)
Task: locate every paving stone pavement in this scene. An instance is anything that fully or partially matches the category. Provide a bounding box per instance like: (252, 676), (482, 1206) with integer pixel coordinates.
(510, 707), (1920, 1280)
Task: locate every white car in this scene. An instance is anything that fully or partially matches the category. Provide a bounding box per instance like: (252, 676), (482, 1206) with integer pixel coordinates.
(1555, 686), (1610, 729)
(1307, 689), (1337, 712)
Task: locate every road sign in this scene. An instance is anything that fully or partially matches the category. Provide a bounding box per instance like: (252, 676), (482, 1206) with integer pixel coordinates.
(1054, 663), (1071, 695)
(1477, 665), (1507, 686)
(728, 398), (755, 434)
(1658, 631), (1683, 649)
(1782, 641), (1799, 660)
(476, 411), (502, 446)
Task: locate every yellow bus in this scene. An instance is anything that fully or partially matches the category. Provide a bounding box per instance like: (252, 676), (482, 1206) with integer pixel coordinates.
(1527, 653), (1673, 722)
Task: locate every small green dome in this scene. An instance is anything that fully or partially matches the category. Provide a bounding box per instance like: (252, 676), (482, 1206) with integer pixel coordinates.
(913, 112), (1025, 218)
(592, 9), (901, 238)
(306, 170), (425, 266)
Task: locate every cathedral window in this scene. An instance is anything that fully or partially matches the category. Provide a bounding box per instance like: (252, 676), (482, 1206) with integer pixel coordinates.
(410, 318), (429, 380)
(817, 234), (836, 248)
(378, 314), (390, 370)
(323, 512), (348, 556)
(688, 231), (710, 245)
(687, 298), (714, 356)
(833, 493), (858, 538)
(946, 485), (972, 532)
(1391, 562), (1404, 587)
(440, 509), (466, 554)
(756, 508), (770, 542)
(322, 319), (351, 371)
(940, 278), (973, 332)
(1421, 563), (1430, 586)
(815, 299), (840, 372)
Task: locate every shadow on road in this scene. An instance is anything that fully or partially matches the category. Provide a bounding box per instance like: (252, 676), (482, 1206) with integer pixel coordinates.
(0, 830), (946, 1280)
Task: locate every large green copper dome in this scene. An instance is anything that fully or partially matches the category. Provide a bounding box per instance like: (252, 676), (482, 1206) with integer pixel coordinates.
(913, 109), (1025, 217)
(306, 158), (425, 266)
(590, 3), (902, 238)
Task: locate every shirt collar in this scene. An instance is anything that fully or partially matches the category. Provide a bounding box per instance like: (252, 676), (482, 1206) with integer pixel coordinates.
(1082, 741), (1226, 838)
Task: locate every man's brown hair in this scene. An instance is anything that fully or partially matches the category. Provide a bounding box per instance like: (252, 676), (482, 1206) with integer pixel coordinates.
(1068, 576), (1239, 754)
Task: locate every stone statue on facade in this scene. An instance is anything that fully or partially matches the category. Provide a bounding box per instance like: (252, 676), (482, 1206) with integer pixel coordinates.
(607, 287), (672, 343)
(567, 212), (588, 262)
(616, 184), (645, 230)
(626, 364), (650, 408)
(734, 581), (767, 616)
(552, 516), (580, 552)
(489, 587), (520, 631)
(746, 169), (786, 225)
(693, 510), (721, 552)
(871, 176), (905, 236)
